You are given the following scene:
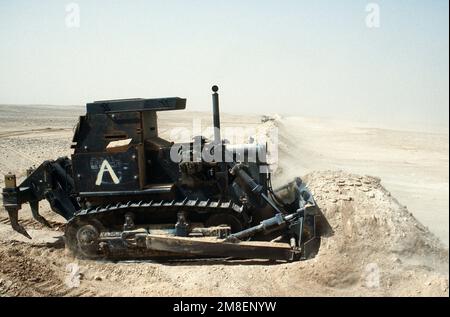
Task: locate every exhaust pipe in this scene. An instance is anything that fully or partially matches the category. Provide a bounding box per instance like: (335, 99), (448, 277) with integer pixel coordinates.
(212, 85), (221, 144)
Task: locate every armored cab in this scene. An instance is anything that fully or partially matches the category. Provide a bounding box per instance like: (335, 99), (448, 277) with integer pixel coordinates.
(71, 97), (186, 205)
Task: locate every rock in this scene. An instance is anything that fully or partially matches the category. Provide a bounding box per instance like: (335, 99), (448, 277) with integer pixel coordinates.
(94, 276), (103, 281)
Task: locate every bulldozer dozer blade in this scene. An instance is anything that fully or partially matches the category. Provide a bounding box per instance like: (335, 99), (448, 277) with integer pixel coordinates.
(145, 235), (299, 261)
(302, 237), (320, 260)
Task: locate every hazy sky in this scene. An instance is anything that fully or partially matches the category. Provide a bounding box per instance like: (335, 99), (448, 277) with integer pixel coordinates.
(0, 0), (448, 127)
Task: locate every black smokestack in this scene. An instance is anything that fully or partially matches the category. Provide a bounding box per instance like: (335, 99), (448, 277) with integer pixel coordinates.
(212, 85), (221, 144)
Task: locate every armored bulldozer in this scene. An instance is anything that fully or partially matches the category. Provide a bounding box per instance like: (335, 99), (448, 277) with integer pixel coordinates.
(2, 86), (321, 261)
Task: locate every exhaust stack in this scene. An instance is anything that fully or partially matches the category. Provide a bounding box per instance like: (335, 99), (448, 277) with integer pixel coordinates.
(212, 85), (221, 144)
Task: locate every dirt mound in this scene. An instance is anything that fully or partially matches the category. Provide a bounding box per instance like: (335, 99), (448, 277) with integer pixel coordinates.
(301, 170), (448, 294)
(308, 171), (447, 259)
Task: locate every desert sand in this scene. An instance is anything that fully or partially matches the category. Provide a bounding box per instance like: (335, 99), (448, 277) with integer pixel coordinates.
(0, 104), (448, 296)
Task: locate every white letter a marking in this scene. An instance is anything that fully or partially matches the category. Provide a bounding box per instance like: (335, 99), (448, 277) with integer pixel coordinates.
(95, 160), (120, 185)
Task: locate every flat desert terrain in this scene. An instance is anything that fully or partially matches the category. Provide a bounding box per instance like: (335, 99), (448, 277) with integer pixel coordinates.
(0, 104), (448, 296)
